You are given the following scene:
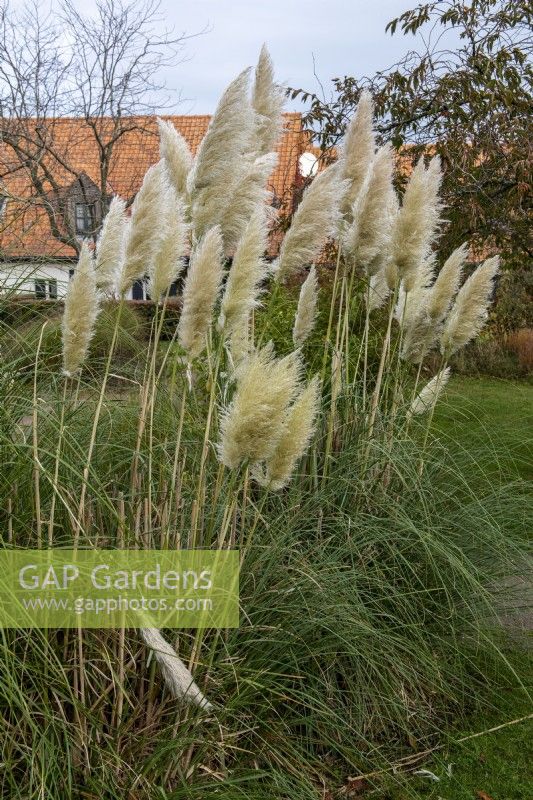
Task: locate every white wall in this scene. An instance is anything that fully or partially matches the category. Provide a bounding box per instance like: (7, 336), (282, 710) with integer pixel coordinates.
(0, 262), (142, 300)
(0, 262), (71, 298)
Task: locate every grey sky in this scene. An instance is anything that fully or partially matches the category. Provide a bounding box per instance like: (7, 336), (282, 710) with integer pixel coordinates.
(161, 0), (422, 113)
(9, 0), (428, 114)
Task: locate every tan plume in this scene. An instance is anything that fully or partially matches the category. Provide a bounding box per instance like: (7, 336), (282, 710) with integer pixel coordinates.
(189, 69), (255, 240)
(140, 628), (211, 709)
(255, 376), (321, 490)
(219, 152), (277, 253)
(343, 144), (395, 274)
(391, 156), (443, 292)
(339, 90), (375, 221)
(149, 193), (189, 301)
(407, 368), (450, 419)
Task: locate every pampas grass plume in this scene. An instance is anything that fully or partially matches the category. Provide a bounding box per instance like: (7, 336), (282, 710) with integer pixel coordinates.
(293, 265), (318, 345)
(119, 161), (169, 296)
(441, 256), (499, 356)
(189, 69), (254, 239)
(408, 368), (450, 418)
(340, 90), (375, 220)
(256, 376), (320, 490)
(427, 242), (468, 322)
(391, 156), (442, 292)
(141, 628), (211, 709)
(367, 268), (391, 312)
(218, 344), (301, 469)
(149, 194), (189, 301)
(275, 164), (344, 282)
(252, 44), (285, 155)
(62, 241), (100, 376)
(219, 152), (277, 253)
(343, 144), (395, 273)
(95, 196), (126, 291)
(158, 118), (193, 198)
(218, 209), (268, 334)
(178, 226), (224, 358)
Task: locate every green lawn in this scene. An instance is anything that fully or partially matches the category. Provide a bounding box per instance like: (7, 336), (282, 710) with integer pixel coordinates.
(376, 377), (533, 800)
(433, 376), (533, 482)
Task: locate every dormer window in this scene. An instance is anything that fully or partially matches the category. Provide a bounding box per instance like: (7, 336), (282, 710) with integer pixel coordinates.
(75, 202), (96, 235)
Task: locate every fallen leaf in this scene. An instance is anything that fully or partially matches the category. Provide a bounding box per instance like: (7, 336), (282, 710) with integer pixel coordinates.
(476, 791), (495, 800)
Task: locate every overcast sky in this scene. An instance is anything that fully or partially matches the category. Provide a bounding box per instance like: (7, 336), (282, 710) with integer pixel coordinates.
(160, 0), (423, 113)
(9, 0), (430, 114)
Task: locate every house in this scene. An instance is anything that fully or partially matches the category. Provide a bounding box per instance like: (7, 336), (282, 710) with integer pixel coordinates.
(0, 113), (313, 299)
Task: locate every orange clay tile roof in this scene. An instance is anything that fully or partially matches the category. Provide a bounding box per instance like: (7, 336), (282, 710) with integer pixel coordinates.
(0, 112), (306, 260)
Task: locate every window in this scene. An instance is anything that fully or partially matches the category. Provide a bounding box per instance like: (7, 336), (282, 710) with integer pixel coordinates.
(75, 202), (96, 235)
(35, 280), (47, 299)
(132, 279), (144, 300)
(48, 279), (58, 299)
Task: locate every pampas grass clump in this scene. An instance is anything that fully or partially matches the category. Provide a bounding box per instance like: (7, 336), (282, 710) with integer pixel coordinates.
(12, 48), (515, 787)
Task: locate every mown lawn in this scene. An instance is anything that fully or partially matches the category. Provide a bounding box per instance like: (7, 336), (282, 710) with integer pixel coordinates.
(376, 377), (533, 800)
(433, 376), (533, 482)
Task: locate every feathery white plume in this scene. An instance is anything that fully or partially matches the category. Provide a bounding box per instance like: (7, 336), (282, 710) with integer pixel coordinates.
(141, 628), (211, 709)
(343, 144), (395, 274)
(441, 256), (499, 356)
(293, 265), (318, 345)
(367, 268), (391, 312)
(427, 242), (468, 322)
(252, 44), (285, 155)
(119, 161), (169, 296)
(274, 164), (344, 282)
(218, 209), (268, 334)
(254, 376), (321, 490)
(178, 226), (224, 358)
(390, 156), (443, 292)
(62, 242), (100, 376)
(339, 90), (375, 221)
(219, 152), (277, 253)
(218, 344), (301, 469)
(95, 196), (126, 291)
(407, 368), (450, 419)
(189, 69), (255, 240)
(401, 243), (469, 362)
(158, 118), (193, 198)
(149, 193), (189, 301)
